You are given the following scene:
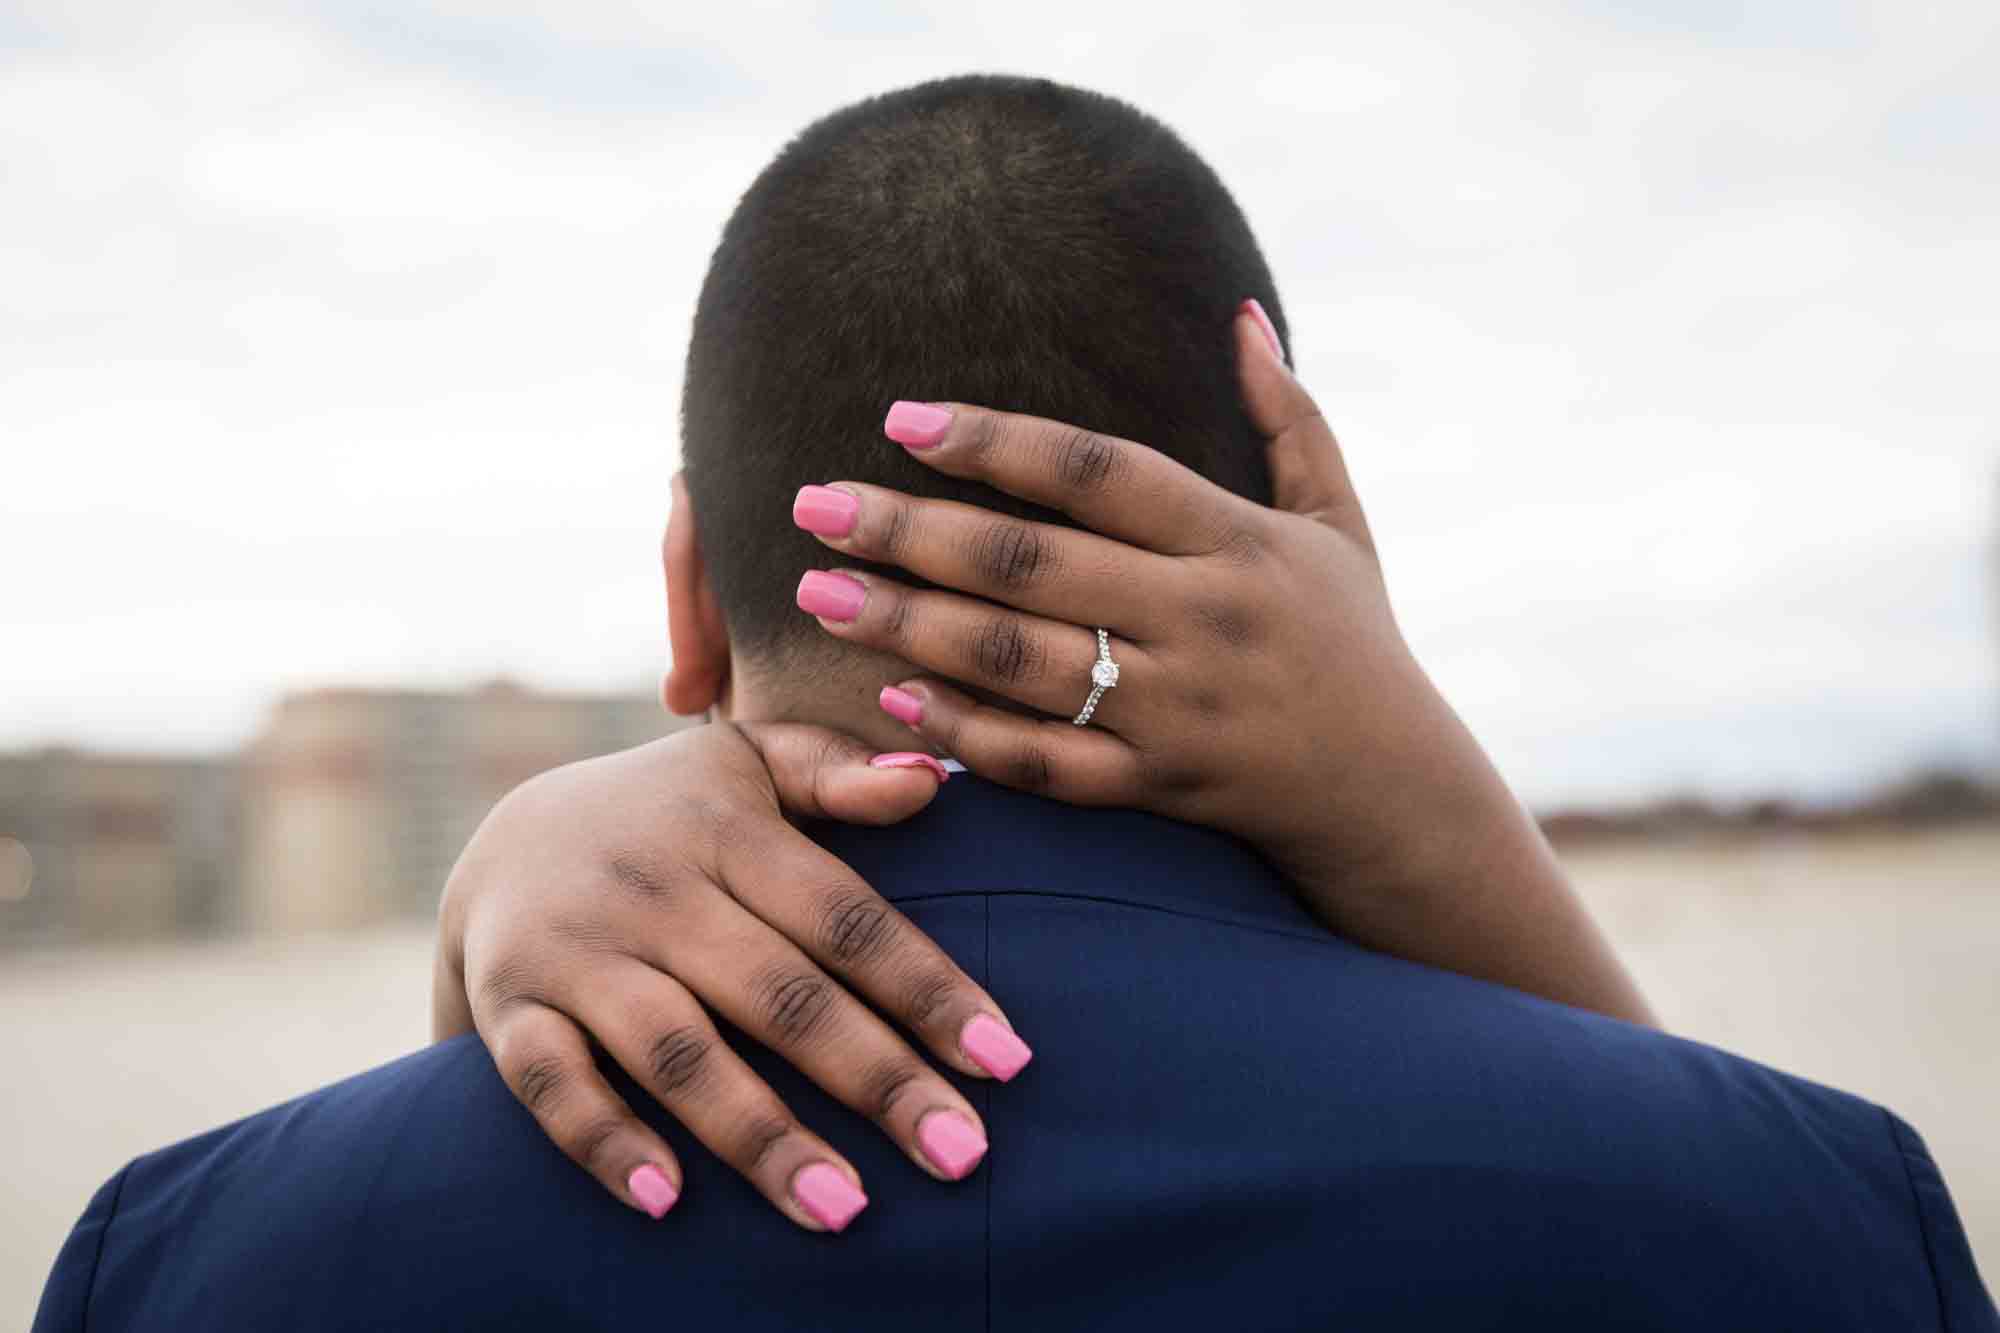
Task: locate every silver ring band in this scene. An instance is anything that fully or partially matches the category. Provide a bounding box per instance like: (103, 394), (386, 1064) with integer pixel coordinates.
(1073, 628), (1120, 726)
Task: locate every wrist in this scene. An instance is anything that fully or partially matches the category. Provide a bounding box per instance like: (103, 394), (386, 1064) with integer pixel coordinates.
(1255, 682), (1562, 923)
(1246, 684), (1654, 1025)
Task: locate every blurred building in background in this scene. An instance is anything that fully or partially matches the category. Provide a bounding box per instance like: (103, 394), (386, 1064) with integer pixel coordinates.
(0, 681), (682, 949)
(0, 750), (236, 947)
(241, 681), (675, 931)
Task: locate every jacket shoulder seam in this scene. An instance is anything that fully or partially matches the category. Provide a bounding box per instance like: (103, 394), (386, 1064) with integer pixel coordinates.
(79, 1161), (132, 1333)
(1885, 1106), (1952, 1332)
(888, 887), (1334, 949)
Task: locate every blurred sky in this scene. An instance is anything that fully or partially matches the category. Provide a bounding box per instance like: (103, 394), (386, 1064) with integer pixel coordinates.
(4, 0), (1996, 806)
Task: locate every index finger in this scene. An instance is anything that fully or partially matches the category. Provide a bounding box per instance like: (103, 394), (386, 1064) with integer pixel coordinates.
(713, 801), (1034, 1086)
(733, 724), (1033, 1083)
(882, 399), (1251, 557)
(1232, 302), (1372, 545)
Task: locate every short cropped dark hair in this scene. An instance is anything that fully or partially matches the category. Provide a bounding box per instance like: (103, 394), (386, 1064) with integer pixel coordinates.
(681, 74), (1286, 663)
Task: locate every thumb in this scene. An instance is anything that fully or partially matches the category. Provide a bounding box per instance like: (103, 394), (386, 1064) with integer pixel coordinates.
(1235, 302), (1372, 545)
(737, 722), (945, 826)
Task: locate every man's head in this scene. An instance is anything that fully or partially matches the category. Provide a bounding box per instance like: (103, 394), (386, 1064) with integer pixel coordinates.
(668, 75), (1286, 728)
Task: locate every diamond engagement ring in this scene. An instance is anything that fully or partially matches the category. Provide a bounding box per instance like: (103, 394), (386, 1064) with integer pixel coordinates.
(1073, 628), (1120, 726)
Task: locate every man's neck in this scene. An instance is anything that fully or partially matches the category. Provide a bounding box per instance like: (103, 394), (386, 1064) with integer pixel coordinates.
(720, 657), (942, 758)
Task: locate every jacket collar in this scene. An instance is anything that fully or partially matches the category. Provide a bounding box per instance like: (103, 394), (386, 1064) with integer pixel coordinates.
(805, 775), (1325, 938)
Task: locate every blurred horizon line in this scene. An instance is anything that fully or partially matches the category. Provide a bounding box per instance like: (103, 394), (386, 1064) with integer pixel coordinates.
(4, 674), (1995, 820)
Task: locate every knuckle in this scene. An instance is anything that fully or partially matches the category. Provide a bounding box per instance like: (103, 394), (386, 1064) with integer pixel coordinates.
(754, 968), (838, 1047)
(572, 1117), (626, 1170)
(510, 1052), (572, 1116)
(969, 614), (1046, 687)
(958, 411), (1005, 469)
(1051, 428), (1119, 492)
(1138, 748), (1209, 799)
(899, 968), (964, 1032)
(477, 951), (554, 1013)
(858, 1059), (927, 1120)
(817, 886), (899, 968)
(677, 791), (755, 862)
(932, 705), (969, 761)
(548, 911), (625, 955)
(645, 1025), (715, 1097)
(607, 850), (675, 901)
(1006, 740), (1054, 794)
(737, 1112), (797, 1173)
(871, 495), (914, 562)
(877, 583), (914, 648)
(970, 520), (1055, 592)
(804, 728), (861, 779)
(1104, 749), (1148, 805)
(1191, 597), (1258, 648)
(1213, 519), (1267, 570)
(801, 731), (857, 818)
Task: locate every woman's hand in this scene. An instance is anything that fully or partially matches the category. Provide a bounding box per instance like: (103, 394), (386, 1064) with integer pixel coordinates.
(794, 302), (1653, 1025)
(432, 724), (1028, 1231)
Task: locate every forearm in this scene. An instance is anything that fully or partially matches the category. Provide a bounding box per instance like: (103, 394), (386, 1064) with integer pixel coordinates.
(430, 938), (475, 1042)
(1265, 688), (1656, 1028)
(430, 880), (475, 1042)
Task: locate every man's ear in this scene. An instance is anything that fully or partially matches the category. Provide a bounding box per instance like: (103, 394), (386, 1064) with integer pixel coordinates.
(661, 470), (732, 716)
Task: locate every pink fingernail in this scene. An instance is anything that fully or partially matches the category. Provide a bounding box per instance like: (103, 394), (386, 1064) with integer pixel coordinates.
(870, 752), (948, 782)
(960, 1013), (1033, 1081)
(627, 1163), (679, 1219)
(793, 485), (859, 537)
(878, 685), (924, 727)
(884, 400), (953, 450)
(796, 570), (866, 622)
(1242, 298), (1286, 365)
(792, 1163), (869, 1231)
(917, 1111), (989, 1180)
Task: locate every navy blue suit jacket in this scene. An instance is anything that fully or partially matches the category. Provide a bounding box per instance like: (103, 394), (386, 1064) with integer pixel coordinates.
(36, 778), (1996, 1330)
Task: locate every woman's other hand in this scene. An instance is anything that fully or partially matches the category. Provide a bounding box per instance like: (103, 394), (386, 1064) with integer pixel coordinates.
(432, 724), (1027, 1230)
(793, 303), (1653, 1026)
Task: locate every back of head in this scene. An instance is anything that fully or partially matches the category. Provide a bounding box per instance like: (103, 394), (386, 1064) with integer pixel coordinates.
(682, 74), (1286, 676)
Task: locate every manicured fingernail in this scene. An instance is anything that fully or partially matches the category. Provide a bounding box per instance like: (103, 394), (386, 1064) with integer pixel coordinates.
(878, 685), (924, 727)
(1242, 298), (1286, 365)
(797, 570), (866, 622)
(627, 1163), (679, 1219)
(870, 752), (948, 782)
(884, 400), (953, 449)
(793, 485), (859, 537)
(917, 1111), (989, 1180)
(792, 1162), (868, 1231)
(960, 1013), (1033, 1081)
